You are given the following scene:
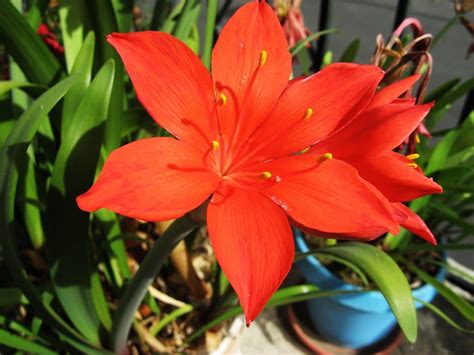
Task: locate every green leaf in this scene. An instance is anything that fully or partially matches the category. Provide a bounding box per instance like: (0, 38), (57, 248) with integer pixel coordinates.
(46, 61), (116, 343)
(61, 31), (95, 139)
(186, 285), (361, 344)
(433, 78), (474, 112)
(414, 298), (474, 333)
(424, 78), (460, 103)
(111, 0), (133, 32)
(0, 0), (61, 85)
(0, 288), (27, 306)
(339, 38), (360, 62)
(84, 0), (124, 152)
(0, 328), (56, 354)
(290, 29), (339, 57)
(426, 130), (458, 174)
(59, 0), (87, 72)
(0, 80), (45, 96)
(150, 0), (171, 30)
(17, 149), (45, 249)
(202, 0), (218, 69)
(317, 243), (418, 343)
(0, 76), (98, 347)
(410, 263), (474, 322)
(173, 0), (201, 42)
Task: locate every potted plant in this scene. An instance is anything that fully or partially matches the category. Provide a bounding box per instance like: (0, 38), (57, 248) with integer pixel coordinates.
(292, 14), (474, 349)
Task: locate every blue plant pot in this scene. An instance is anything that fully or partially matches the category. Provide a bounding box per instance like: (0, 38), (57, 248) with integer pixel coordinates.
(294, 229), (446, 349)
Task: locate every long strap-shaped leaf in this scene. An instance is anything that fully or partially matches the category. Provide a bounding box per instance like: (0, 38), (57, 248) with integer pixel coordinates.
(315, 242), (418, 343)
(0, 77), (102, 351)
(0, 0), (60, 85)
(46, 60), (116, 345)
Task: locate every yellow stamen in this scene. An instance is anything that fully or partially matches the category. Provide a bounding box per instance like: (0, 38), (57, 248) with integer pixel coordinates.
(406, 162), (418, 168)
(300, 146), (310, 154)
(304, 108), (314, 121)
(211, 140), (220, 151)
(261, 171), (272, 179)
(415, 134), (421, 144)
(259, 50), (268, 67)
(406, 153), (420, 160)
(317, 152), (333, 163)
(218, 93), (227, 106)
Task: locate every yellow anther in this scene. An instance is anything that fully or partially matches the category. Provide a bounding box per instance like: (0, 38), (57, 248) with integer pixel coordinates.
(304, 108), (314, 121)
(406, 153), (420, 160)
(406, 162), (418, 168)
(211, 140), (220, 151)
(218, 93), (227, 106)
(415, 134), (421, 144)
(259, 50), (268, 67)
(261, 171), (272, 179)
(317, 152), (333, 163)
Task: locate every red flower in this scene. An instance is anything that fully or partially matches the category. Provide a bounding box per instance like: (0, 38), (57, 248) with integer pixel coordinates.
(77, 1), (440, 323)
(37, 24), (64, 55)
(309, 74), (442, 243)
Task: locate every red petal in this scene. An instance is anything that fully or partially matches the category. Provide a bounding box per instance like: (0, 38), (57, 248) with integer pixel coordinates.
(77, 138), (220, 221)
(367, 74), (420, 109)
(351, 151), (443, 202)
(211, 1), (291, 142)
(292, 218), (391, 241)
(207, 184), (293, 324)
(253, 64), (384, 158)
(263, 159), (399, 235)
(392, 203), (437, 245)
(107, 32), (215, 150)
(312, 102), (433, 160)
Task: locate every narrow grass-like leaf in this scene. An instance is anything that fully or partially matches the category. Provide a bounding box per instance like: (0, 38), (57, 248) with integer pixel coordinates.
(410, 262), (474, 322)
(0, 81), (45, 96)
(186, 285), (361, 344)
(432, 78), (474, 113)
(290, 29), (339, 57)
(150, 304), (194, 335)
(85, 0), (124, 152)
(339, 38), (360, 62)
(0, 0), (60, 85)
(61, 31), (95, 138)
(202, 0), (218, 69)
(317, 243), (418, 343)
(0, 328), (56, 354)
(414, 298), (474, 333)
(59, 0), (87, 72)
(150, 0), (171, 30)
(0, 76), (99, 347)
(424, 78), (460, 103)
(111, 0), (133, 32)
(46, 61), (115, 343)
(173, 0), (201, 43)
(0, 288), (26, 306)
(18, 150), (45, 248)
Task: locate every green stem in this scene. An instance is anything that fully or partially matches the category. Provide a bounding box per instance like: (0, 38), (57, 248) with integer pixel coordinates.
(110, 214), (198, 352)
(202, 0), (218, 69)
